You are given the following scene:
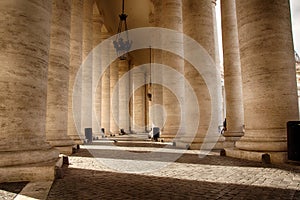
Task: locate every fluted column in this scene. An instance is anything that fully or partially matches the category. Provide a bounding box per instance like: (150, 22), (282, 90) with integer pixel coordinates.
(232, 0), (299, 163)
(100, 31), (112, 136)
(0, 0), (59, 182)
(81, 0), (94, 135)
(182, 0), (221, 149)
(46, 0), (74, 155)
(118, 60), (130, 133)
(110, 61), (119, 135)
(92, 3), (103, 139)
(161, 0), (185, 141)
(221, 0), (244, 147)
(68, 0), (84, 144)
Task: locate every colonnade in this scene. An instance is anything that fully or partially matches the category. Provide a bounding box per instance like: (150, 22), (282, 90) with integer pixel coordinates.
(0, 0), (298, 183)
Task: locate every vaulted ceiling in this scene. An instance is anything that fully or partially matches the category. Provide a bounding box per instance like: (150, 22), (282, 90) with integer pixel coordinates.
(96, 0), (153, 34)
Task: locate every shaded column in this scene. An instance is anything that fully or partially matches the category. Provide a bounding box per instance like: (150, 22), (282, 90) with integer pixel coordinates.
(131, 67), (146, 133)
(230, 0), (299, 163)
(161, 0), (185, 141)
(119, 60), (130, 133)
(81, 0), (94, 135)
(92, 3), (103, 139)
(46, 0), (74, 155)
(150, 0), (164, 130)
(100, 31), (112, 136)
(68, 0), (84, 144)
(110, 61), (119, 135)
(221, 0), (244, 146)
(182, 0), (222, 149)
(0, 0), (59, 182)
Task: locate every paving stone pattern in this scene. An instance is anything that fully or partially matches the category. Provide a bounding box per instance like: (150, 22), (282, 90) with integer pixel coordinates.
(0, 182), (28, 200)
(47, 143), (300, 200)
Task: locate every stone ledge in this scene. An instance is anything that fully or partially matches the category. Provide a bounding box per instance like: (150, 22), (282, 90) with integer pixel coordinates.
(0, 162), (57, 183)
(15, 181), (53, 200)
(224, 148), (287, 164)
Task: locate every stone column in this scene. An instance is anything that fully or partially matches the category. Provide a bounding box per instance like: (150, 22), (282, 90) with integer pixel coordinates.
(221, 0), (244, 146)
(81, 0), (94, 135)
(68, 0), (84, 144)
(118, 60), (130, 133)
(110, 61), (119, 135)
(182, 0), (222, 149)
(132, 67), (146, 133)
(161, 0), (185, 141)
(46, 0), (74, 155)
(150, 0), (164, 130)
(229, 0), (299, 163)
(92, 3), (103, 139)
(0, 0), (59, 182)
(100, 31), (112, 136)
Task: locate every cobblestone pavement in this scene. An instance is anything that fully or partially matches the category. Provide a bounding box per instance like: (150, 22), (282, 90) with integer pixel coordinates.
(46, 141), (300, 200)
(0, 182), (28, 200)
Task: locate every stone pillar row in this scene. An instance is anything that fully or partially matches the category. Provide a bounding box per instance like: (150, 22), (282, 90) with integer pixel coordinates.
(0, 0), (298, 185)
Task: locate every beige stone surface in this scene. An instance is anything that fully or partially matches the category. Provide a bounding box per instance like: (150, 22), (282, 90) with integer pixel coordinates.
(0, 0), (59, 181)
(118, 60), (130, 133)
(150, 0), (164, 130)
(100, 39), (111, 135)
(221, 0), (244, 144)
(46, 0), (74, 155)
(92, 3), (104, 138)
(235, 0), (299, 152)
(131, 67), (146, 133)
(81, 0), (94, 135)
(68, 0), (84, 144)
(161, 0), (185, 140)
(110, 61), (119, 134)
(181, 0), (219, 149)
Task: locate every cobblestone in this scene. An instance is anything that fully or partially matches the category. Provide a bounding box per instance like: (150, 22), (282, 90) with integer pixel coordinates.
(46, 143), (300, 200)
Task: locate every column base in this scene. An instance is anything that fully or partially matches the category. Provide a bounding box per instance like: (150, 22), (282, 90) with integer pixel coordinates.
(54, 146), (73, 155)
(0, 160), (58, 183)
(160, 133), (176, 142)
(174, 136), (225, 150)
(68, 135), (84, 145)
(224, 148), (287, 163)
(223, 136), (243, 148)
(47, 138), (75, 155)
